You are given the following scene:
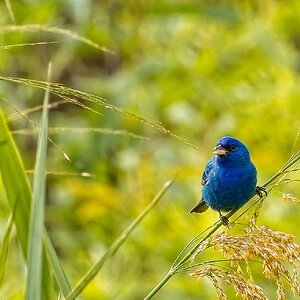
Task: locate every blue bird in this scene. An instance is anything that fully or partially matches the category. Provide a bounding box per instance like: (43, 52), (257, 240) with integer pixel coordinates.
(190, 136), (266, 225)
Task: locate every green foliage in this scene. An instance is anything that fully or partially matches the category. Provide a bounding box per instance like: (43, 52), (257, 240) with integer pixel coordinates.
(0, 1), (299, 299)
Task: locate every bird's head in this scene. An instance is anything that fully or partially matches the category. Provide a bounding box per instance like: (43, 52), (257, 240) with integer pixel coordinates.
(213, 136), (251, 164)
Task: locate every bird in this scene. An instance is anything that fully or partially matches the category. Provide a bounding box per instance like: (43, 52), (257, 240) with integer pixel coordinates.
(190, 136), (267, 225)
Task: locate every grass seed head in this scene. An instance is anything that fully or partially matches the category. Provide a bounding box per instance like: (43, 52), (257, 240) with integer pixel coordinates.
(191, 225), (300, 299)
(191, 265), (269, 300)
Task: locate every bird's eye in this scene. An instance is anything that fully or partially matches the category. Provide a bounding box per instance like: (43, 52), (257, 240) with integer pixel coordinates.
(230, 145), (236, 151)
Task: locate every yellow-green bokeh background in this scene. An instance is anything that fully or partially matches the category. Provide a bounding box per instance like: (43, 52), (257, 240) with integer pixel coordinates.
(0, 1), (300, 299)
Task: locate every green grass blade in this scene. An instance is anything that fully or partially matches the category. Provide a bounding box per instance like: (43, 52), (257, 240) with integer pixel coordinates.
(0, 109), (31, 257)
(25, 65), (50, 300)
(66, 179), (174, 300)
(41, 249), (54, 300)
(0, 213), (14, 286)
(44, 231), (72, 296)
(4, 0), (15, 22)
(0, 78), (71, 299)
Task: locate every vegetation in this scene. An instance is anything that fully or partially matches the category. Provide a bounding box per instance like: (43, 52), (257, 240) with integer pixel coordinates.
(0, 1), (299, 299)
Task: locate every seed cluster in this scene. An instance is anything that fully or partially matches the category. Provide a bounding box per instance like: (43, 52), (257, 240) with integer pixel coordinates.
(192, 265), (268, 300)
(190, 225), (300, 299)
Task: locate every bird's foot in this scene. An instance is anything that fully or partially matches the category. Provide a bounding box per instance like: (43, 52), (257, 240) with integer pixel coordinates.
(219, 211), (229, 227)
(256, 186), (267, 198)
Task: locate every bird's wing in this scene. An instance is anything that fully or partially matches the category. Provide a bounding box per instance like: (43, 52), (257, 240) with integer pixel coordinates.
(201, 158), (214, 186)
(190, 159), (214, 214)
(189, 200), (208, 213)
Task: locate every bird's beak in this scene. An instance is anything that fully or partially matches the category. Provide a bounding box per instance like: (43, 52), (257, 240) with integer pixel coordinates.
(213, 145), (228, 156)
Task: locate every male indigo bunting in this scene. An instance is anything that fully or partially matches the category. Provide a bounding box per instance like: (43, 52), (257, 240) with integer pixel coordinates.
(190, 136), (266, 225)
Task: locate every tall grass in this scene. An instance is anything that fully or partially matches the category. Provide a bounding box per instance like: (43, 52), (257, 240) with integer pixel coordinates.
(0, 74), (299, 299)
(25, 64), (51, 300)
(65, 179), (174, 300)
(0, 74), (175, 298)
(0, 76), (202, 151)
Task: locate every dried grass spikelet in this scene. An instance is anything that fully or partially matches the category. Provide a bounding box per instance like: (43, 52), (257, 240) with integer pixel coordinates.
(191, 265), (268, 300)
(282, 193), (298, 203)
(191, 225), (300, 300)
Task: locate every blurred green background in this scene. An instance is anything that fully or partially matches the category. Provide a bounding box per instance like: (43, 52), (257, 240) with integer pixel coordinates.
(0, 1), (300, 299)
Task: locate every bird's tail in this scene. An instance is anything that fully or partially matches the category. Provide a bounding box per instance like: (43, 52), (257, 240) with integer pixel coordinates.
(189, 201), (209, 213)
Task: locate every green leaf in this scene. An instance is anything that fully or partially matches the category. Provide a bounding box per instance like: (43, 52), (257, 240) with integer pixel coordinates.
(0, 213), (14, 286)
(25, 65), (50, 300)
(0, 85), (71, 299)
(0, 104), (31, 259)
(44, 231), (72, 296)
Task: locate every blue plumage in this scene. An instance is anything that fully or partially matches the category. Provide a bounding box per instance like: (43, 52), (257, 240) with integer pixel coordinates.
(190, 136), (266, 225)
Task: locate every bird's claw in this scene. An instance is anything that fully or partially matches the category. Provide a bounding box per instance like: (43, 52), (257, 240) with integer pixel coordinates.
(256, 186), (267, 198)
(219, 212), (229, 227)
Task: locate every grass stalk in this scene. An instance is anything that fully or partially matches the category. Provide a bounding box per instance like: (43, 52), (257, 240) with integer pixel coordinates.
(0, 76), (201, 151)
(0, 25), (112, 53)
(65, 179), (174, 300)
(144, 272), (173, 300)
(144, 220), (223, 300)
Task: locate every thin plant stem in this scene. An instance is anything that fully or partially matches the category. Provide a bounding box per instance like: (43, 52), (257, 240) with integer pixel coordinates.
(171, 221), (218, 268)
(144, 220), (223, 300)
(144, 272), (173, 300)
(65, 179), (174, 300)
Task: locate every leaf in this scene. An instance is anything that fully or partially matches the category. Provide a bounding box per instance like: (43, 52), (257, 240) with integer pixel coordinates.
(0, 85), (72, 299)
(25, 64), (51, 300)
(0, 100), (31, 258)
(0, 213), (14, 286)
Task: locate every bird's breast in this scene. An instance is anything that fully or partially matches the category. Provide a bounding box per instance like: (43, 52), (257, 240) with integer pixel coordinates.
(203, 163), (257, 211)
